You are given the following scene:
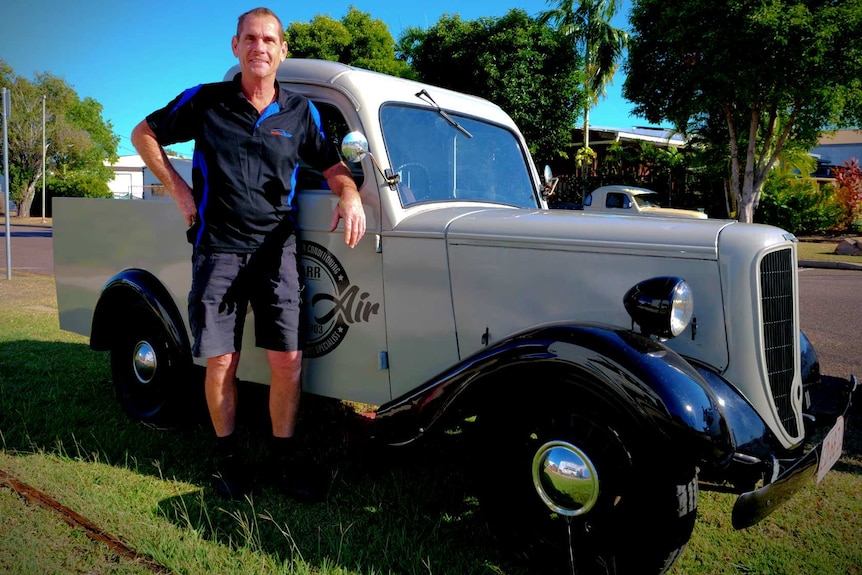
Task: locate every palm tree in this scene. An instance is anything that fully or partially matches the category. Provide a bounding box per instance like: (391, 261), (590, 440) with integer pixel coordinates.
(540, 0), (628, 197)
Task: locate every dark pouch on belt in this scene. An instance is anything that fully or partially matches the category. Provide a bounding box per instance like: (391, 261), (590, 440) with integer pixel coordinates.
(186, 220), (201, 244)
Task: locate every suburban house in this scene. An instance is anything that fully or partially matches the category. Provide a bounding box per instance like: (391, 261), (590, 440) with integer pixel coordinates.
(583, 125), (685, 149)
(809, 129), (862, 181)
(105, 154), (192, 200)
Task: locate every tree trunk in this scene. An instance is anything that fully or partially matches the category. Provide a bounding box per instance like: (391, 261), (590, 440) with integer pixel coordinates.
(737, 110), (763, 224)
(581, 106), (590, 203)
(16, 177), (39, 219)
(723, 104), (742, 221)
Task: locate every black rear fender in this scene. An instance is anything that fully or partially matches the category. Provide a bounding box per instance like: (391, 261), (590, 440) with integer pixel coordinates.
(90, 268), (190, 358)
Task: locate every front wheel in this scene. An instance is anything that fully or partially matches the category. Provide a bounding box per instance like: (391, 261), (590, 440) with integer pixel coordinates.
(110, 301), (189, 423)
(475, 392), (698, 575)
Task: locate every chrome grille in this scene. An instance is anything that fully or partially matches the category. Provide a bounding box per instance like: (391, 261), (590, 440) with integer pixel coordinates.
(759, 248), (798, 436)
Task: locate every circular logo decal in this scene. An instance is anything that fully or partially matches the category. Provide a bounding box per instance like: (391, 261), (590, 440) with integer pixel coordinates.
(299, 241), (351, 358)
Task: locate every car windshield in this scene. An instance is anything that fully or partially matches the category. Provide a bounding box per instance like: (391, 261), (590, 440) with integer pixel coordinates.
(380, 104), (539, 208)
(633, 193), (659, 207)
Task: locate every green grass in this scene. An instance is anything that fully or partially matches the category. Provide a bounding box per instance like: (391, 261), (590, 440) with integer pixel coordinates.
(1, 274), (860, 574)
(797, 239), (862, 265)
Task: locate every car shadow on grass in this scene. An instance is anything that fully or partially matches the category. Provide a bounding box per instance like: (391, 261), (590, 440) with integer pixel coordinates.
(0, 338), (526, 575)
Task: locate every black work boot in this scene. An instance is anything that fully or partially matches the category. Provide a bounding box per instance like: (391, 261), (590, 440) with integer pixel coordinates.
(211, 434), (249, 500)
(266, 436), (327, 503)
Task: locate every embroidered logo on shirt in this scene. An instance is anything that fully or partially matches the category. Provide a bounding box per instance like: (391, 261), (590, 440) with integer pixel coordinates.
(270, 129), (294, 138)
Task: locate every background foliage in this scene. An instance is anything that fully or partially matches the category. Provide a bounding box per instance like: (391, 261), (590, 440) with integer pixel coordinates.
(3, 1), (861, 231)
(395, 10), (584, 168)
(623, 0), (862, 223)
(1, 61), (117, 216)
(285, 7), (412, 79)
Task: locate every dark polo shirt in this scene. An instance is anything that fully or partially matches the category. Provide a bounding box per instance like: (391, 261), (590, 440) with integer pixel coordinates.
(146, 75), (340, 252)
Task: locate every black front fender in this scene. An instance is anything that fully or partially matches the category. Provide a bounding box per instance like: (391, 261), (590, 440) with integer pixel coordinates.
(374, 322), (734, 465)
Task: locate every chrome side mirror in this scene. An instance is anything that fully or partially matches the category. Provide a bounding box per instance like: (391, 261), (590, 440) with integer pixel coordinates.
(341, 131), (400, 190)
(341, 131), (369, 163)
(542, 165), (559, 199)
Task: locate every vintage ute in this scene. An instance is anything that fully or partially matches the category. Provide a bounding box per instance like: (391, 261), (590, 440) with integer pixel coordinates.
(53, 59), (856, 574)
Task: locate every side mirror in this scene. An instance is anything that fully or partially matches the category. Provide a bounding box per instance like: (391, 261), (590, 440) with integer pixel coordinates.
(341, 131), (369, 164)
(542, 165), (559, 198)
(341, 131), (400, 190)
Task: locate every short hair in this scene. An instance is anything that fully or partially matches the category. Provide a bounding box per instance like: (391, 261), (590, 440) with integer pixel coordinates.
(236, 7), (284, 40)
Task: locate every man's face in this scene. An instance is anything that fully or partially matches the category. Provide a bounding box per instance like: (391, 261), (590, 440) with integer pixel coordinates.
(231, 14), (287, 80)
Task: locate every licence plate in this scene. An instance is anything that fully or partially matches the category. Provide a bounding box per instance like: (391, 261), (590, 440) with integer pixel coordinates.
(817, 416), (845, 483)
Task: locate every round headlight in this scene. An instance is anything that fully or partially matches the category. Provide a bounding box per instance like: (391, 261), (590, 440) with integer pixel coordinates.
(669, 280), (694, 337)
(623, 277), (694, 339)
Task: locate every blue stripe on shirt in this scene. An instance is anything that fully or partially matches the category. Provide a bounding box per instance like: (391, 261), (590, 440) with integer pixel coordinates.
(169, 84), (204, 117)
(192, 149), (208, 247)
(255, 101), (280, 130)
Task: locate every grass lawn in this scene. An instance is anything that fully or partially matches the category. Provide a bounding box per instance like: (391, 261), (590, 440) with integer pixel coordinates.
(0, 254), (860, 574)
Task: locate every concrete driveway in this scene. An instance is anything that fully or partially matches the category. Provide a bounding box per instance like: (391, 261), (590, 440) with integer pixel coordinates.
(0, 218), (54, 277)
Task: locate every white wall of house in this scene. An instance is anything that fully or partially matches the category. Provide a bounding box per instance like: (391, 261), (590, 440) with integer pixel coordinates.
(106, 154), (192, 200)
(143, 157), (192, 199)
(106, 154), (146, 199)
(810, 130), (862, 179)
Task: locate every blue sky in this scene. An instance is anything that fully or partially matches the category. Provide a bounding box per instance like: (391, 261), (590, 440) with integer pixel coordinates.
(1, 0), (644, 158)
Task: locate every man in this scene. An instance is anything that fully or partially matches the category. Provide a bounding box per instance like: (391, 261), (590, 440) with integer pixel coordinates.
(131, 7), (366, 501)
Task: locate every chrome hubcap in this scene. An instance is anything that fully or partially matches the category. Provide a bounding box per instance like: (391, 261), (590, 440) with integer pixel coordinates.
(532, 440), (600, 516)
(132, 340), (157, 384)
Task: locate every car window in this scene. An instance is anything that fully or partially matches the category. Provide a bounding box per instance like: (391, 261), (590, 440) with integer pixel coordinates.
(380, 104), (538, 208)
(295, 102), (364, 191)
(606, 193), (626, 209)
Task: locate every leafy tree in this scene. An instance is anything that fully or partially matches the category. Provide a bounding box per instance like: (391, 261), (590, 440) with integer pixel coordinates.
(624, 0), (862, 223)
(0, 62), (118, 217)
(397, 10), (585, 167)
(286, 6), (411, 78)
(539, 0), (627, 154)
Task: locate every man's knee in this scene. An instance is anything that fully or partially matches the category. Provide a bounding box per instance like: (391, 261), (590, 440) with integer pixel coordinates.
(267, 350), (302, 377)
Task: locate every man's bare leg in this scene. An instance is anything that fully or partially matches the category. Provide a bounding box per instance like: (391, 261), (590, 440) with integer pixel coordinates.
(266, 349), (323, 501)
(267, 349), (302, 437)
(206, 352), (247, 499)
(205, 352), (241, 437)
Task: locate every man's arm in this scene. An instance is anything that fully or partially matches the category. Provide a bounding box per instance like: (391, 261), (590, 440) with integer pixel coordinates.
(323, 162), (366, 248)
(131, 120), (197, 226)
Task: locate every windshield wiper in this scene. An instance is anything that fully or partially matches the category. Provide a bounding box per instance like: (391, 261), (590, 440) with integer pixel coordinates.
(415, 89), (473, 138)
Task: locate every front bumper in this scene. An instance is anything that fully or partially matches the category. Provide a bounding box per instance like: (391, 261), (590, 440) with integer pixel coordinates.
(731, 374), (858, 529)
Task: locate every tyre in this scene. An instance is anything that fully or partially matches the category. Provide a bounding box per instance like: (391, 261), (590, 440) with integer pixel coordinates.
(475, 386), (698, 575)
(110, 300), (188, 423)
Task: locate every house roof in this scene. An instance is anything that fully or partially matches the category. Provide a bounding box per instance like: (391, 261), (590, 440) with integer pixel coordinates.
(817, 129), (862, 146)
(105, 154), (147, 170)
(104, 154), (192, 170)
(582, 125), (686, 147)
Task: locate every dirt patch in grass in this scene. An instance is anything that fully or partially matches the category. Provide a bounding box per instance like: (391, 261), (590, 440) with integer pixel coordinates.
(0, 274), (57, 310)
(0, 216), (52, 228)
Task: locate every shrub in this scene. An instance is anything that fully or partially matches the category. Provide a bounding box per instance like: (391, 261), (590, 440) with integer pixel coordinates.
(48, 172), (112, 199)
(758, 176), (841, 235)
(831, 158), (862, 232)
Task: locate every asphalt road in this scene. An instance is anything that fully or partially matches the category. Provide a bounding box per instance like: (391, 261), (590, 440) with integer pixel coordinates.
(1, 220), (859, 382)
(0, 220), (54, 276)
(798, 266), (862, 382)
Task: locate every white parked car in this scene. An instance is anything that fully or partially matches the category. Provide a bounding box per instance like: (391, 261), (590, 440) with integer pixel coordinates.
(53, 59), (855, 575)
(550, 182), (708, 218)
(586, 184), (707, 218)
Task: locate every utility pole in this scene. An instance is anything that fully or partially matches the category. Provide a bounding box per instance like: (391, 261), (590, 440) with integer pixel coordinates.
(2, 87), (11, 279)
(42, 94), (46, 223)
